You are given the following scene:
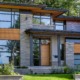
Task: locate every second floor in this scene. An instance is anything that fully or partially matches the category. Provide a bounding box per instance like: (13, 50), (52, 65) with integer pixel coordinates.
(0, 3), (80, 33)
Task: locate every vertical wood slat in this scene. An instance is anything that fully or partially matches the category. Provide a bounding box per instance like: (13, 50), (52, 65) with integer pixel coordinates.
(0, 29), (20, 40)
(74, 44), (80, 53)
(41, 43), (50, 66)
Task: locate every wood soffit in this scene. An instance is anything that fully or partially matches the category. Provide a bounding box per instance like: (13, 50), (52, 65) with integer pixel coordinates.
(0, 3), (66, 17)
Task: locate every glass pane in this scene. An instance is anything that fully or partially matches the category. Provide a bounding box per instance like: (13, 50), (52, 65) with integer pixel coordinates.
(0, 40), (8, 45)
(0, 46), (9, 51)
(12, 15), (20, 28)
(41, 15), (50, 18)
(0, 14), (11, 21)
(66, 39), (80, 43)
(0, 22), (11, 28)
(55, 22), (63, 25)
(0, 9), (11, 14)
(74, 60), (80, 65)
(74, 55), (80, 59)
(55, 25), (63, 30)
(33, 15), (40, 18)
(33, 18), (40, 24)
(0, 52), (11, 64)
(41, 18), (50, 25)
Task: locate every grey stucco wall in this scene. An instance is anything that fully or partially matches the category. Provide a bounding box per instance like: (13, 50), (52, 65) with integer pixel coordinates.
(66, 21), (80, 32)
(20, 11), (32, 67)
(65, 42), (74, 67)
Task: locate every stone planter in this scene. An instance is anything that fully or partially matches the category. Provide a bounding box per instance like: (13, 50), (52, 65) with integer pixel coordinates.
(74, 74), (80, 80)
(0, 75), (23, 80)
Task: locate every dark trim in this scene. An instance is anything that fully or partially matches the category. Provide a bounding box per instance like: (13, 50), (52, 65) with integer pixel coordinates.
(57, 35), (61, 66)
(30, 34), (33, 66)
(39, 39), (41, 66)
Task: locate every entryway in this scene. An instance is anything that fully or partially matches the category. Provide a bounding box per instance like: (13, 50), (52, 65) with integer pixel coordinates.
(33, 38), (51, 66)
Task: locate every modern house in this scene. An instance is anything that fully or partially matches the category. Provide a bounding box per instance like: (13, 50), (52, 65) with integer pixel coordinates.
(0, 0), (80, 74)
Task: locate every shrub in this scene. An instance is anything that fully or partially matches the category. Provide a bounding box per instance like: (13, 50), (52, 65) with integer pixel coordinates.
(0, 64), (19, 75)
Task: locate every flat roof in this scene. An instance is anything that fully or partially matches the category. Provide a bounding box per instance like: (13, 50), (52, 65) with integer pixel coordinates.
(54, 15), (80, 21)
(0, 2), (67, 17)
(26, 29), (80, 37)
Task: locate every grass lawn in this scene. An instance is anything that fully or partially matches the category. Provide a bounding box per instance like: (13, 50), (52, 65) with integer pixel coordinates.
(23, 74), (73, 80)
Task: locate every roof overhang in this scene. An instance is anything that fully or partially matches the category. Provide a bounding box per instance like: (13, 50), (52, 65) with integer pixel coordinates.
(54, 16), (80, 21)
(25, 29), (80, 37)
(0, 2), (67, 17)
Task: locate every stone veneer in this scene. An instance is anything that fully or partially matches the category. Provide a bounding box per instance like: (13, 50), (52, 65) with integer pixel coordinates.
(51, 35), (58, 66)
(66, 42), (74, 67)
(20, 11), (32, 67)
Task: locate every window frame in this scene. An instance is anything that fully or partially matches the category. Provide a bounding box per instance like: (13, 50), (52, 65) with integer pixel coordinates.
(0, 8), (20, 29)
(33, 13), (53, 25)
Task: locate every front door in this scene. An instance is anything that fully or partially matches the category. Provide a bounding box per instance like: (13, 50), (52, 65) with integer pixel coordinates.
(41, 43), (50, 66)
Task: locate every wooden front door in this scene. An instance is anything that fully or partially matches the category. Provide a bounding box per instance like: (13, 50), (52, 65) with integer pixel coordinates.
(74, 44), (80, 53)
(41, 43), (50, 66)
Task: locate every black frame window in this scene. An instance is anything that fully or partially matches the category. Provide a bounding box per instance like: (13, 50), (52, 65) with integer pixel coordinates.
(33, 13), (53, 25)
(0, 40), (20, 66)
(55, 22), (64, 30)
(0, 8), (20, 28)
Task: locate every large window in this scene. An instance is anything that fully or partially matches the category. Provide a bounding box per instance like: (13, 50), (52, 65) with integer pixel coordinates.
(0, 8), (20, 28)
(33, 14), (53, 25)
(55, 22), (64, 30)
(0, 40), (20, 66)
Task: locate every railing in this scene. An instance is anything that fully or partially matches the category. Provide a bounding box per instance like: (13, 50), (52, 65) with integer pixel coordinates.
(0, 0), (34, 4)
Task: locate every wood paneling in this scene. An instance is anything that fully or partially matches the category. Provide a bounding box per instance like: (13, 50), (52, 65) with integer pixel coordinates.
(0, 4), (64, 17)
(41, 44), (50, 66)
(74, 44), (80, 53)
(0, 29), (20, 40)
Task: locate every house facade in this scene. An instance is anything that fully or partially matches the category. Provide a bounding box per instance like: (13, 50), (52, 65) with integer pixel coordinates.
(0, 1), (80, 74)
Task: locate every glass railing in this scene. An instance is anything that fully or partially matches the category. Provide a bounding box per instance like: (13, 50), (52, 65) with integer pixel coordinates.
(0, 0), (34, 4)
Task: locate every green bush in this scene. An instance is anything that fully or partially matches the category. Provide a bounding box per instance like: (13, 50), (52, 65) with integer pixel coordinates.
(0, 64), (19, 75)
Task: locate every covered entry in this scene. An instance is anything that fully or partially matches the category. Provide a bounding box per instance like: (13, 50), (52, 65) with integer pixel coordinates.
(33, 38), (51, 66)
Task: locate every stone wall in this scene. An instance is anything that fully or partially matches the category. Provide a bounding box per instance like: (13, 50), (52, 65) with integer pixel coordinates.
(51, 35), (58, 67)
(65, 42), (74, 67)
(20, 11), (32, 67)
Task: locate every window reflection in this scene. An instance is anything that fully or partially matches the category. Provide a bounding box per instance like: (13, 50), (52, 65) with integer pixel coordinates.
(0, 40), (20, 66)
(55, 22), (64, 30)
(0, 22), (11, 28)
(33, 14), (53, 25)
(0, 14), (11, 21)
(0, 8), (20, 28)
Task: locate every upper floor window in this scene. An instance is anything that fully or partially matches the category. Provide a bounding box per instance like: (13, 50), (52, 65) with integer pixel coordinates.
(33, 13), (53, 26)
(0, 8), (20, 29)
(55, 22), (64, 30)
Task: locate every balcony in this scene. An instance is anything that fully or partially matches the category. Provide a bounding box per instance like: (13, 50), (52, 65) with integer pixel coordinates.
(32, 24), (54, 30)
(0, 0), (34, 4)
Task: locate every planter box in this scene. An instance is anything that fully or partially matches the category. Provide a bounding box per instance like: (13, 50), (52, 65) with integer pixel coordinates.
(74, 74), (80, 80)
(0, 75), (23, 80)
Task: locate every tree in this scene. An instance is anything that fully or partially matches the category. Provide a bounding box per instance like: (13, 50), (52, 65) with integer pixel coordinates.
(34, 0), (80, 16)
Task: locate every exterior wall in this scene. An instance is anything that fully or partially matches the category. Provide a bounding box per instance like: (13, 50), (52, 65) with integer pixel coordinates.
(20, 11), (32, 67)
(66, 21), (80, 32)
(51, 35), (65, 67)
(51, 35), (58, 67)
(65, 42), (74, 67)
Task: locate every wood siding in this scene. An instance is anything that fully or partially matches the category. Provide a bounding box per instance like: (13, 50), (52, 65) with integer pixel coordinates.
(74, 44), (80, 53)
(0, 29), (20, 40)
